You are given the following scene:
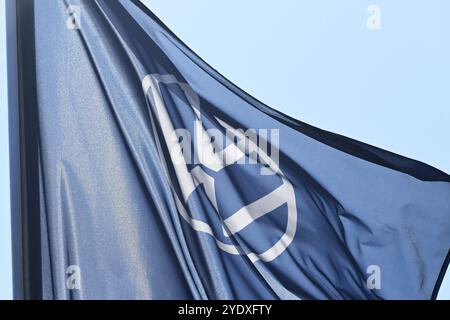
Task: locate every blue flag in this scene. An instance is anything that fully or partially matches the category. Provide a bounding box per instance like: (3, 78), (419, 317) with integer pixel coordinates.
(17, 0), (450, 299)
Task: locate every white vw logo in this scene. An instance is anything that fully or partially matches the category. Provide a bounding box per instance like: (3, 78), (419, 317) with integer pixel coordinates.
(142, 74), (297, 263)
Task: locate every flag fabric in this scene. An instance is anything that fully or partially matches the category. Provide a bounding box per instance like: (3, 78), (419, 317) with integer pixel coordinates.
(17, 0), (450, 299)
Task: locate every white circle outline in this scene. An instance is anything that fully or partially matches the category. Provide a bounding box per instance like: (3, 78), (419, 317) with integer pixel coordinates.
(142, 74), (297, 263)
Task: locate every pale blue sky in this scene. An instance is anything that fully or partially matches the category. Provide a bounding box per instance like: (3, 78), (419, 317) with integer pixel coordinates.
(0, 0), (13, 300)
(1, 0), (449, 299)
